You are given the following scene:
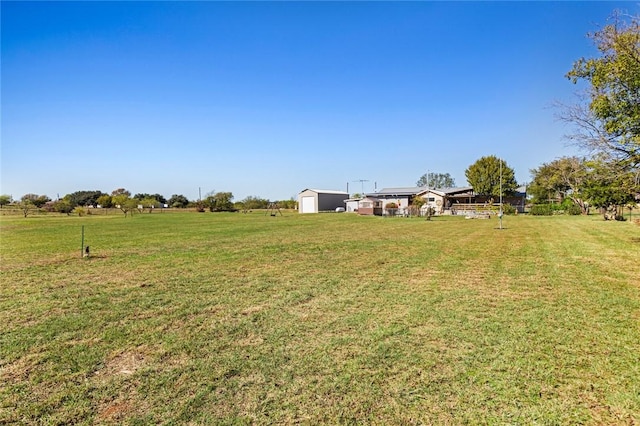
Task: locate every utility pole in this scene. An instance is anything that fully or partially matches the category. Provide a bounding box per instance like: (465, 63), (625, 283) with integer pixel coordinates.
(499, 159), (503, 230)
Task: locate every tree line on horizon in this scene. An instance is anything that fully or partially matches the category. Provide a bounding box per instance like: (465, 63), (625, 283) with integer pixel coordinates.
(0, 190), (297, 218)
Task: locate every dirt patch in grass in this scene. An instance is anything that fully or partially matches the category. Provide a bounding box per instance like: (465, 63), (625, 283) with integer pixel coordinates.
(97, 400), (133, 422)
(94, 348), (147, 380)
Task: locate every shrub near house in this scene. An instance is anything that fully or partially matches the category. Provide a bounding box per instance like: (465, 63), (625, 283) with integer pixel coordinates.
(385, 202), (398, 216)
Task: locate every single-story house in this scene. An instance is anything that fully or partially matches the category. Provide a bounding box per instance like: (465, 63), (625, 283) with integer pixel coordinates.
(359, 185), (528, 216)
(298, 189), (349, 214)
(419, 186), (527, 215)
(417, 187), (475, 214)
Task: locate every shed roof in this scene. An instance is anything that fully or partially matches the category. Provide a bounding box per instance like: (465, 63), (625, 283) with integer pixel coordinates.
(299, 189), (349, 195)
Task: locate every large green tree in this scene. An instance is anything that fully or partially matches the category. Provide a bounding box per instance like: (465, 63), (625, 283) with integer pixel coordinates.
(416, 172), (456, 189)
(21, 193), (50, 208)
(112, 190), (136, 217)
(529, 156), (589, 213)
(168, 194), (189, 208)
(465, 156), (518, 198)
(583, 155), (638, 220)
(564, 12), (640, 167)
(134, 193), (167, 205)
(205, 191), (234, 212)
(96, 194), (113, 208)
(0, 195), (12, 208)
(65, 190), (105, 207)
(52, 199), (74, 215)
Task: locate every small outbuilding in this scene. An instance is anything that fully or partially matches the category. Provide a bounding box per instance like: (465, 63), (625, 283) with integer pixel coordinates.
(357, 197), (383, 216)
(298, 189), (349, 214)
(344, 198), (361, 213)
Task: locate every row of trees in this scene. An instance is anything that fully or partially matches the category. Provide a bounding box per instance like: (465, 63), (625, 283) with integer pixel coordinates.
(529, 155), (638, 219)
(0, 189), (296, 217)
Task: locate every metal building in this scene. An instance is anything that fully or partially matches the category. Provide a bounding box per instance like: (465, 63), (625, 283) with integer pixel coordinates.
(298, 189), (349, 214)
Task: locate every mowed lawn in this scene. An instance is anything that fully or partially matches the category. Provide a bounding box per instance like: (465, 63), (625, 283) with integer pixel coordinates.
(1, 212), (639, 425)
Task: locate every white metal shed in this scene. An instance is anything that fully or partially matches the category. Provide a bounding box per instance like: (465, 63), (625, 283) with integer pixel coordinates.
(298, 189), (349, 214)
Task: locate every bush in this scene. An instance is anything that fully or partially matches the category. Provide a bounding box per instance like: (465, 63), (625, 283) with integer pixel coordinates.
(564, 203), (583, 215)
(530, 204), (553, 216)
(385, 202), (398, 209)
(501, 204), (516, 215)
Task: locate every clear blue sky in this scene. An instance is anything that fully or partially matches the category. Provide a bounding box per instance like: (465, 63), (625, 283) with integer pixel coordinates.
(2, 1), (638, 202)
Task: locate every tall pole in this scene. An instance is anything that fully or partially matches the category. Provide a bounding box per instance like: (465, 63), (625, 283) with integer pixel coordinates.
(80, 225), (85, 258)
(426, 170), (431, 214)
(499, 159), (503, 230)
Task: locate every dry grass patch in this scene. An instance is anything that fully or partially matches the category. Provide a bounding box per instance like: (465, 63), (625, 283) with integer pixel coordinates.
(95, 349), (147, 379)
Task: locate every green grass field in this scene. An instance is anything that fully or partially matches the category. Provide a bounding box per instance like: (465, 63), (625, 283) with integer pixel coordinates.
(1, 212), (639, 424)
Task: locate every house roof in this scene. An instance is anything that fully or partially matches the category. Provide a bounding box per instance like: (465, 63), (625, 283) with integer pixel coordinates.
(299, 189), (349, 195)
(367, 186), (476, 198)
(418, 186), (474, 196)
(365, 187), (425, 197)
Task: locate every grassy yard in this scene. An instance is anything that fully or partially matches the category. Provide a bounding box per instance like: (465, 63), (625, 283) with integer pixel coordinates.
(1, 212), (639, 424)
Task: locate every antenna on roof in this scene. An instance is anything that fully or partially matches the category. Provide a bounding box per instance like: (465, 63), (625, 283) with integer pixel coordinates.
(352, 179), (369, 196)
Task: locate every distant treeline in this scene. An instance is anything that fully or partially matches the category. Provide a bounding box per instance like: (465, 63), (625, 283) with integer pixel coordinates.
(0, 190), (296, 217)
